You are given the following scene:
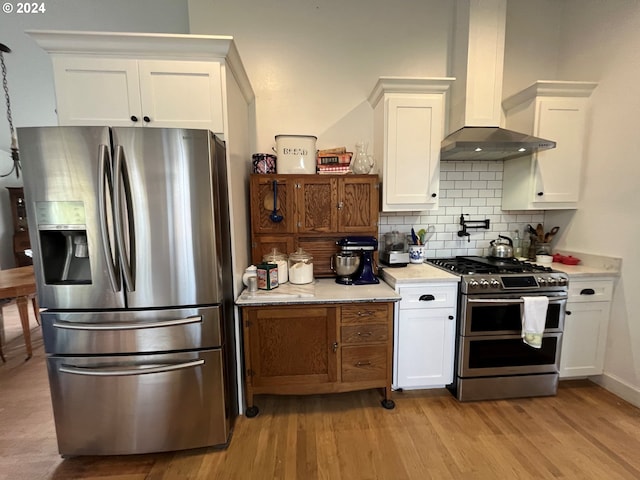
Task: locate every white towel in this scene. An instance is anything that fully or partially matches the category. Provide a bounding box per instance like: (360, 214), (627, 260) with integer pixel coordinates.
(521, 296), (549, 348)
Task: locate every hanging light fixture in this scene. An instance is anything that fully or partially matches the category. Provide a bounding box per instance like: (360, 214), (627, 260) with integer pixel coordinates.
(0, 42), (20, 179)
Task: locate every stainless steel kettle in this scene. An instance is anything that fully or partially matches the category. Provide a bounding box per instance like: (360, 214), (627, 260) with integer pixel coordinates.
(489, 235), (514, 258)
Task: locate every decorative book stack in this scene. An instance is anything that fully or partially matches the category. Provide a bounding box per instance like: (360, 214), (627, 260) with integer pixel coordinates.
(317, 147), (352, 174)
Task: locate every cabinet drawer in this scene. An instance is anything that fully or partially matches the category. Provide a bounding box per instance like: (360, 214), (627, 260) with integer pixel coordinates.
(341, 303), (390, 324)
(568, 280), (613, 303)
(341, 345), (387, 382)
(341, 324), (388, 345)
(398, 285), (457, 310)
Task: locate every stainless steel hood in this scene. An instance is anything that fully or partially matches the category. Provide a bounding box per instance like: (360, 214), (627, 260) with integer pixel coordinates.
(441, 127), (555, 161)
(441, 0), (556, 161)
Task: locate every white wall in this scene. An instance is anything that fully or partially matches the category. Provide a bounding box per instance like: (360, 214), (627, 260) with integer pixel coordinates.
(546, 0), (640, 403)
(0, 0), (190, 268)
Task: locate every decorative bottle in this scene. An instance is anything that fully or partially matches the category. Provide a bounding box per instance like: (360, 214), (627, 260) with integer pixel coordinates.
(350, 142), (374, 174)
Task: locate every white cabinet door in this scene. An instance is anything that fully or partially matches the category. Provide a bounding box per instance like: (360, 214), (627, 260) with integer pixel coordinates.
(532, 98), (588, 205)
(383, 95), (441, 211)
(502, 81), (597, 210)
(395, 307), (456, 389)
(138, 61), (224, 132)
(53, 57), (142, 126)
(559, 301), (610, 378)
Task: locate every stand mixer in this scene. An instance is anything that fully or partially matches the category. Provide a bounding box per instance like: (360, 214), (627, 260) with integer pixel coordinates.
(333, 236), (380, 285)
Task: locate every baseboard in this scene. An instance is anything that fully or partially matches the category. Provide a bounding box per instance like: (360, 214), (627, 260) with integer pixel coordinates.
(590, 373), (640, 408)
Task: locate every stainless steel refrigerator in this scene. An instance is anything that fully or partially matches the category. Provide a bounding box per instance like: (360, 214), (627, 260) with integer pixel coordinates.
(18, 126), (237, 456)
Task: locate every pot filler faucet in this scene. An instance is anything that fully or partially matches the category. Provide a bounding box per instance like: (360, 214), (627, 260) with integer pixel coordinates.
(457, 214), (490, 242)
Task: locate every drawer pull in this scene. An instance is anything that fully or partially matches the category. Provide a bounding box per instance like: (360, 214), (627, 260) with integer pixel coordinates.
(419, 294), (435, 301)
(357, 311), (375, 317)
(357, 331), (373, 337)
(355, 361), (372, 367)
(580, 288), (596, 295)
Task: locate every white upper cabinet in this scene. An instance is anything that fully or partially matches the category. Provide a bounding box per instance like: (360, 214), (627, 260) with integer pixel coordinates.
(27, 30), (254, 135)
(368, 77), (454, 212)
(501, 81), (598, 210)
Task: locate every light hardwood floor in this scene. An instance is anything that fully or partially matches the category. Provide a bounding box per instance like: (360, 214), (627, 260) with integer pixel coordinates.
(2, 325), (640, 480)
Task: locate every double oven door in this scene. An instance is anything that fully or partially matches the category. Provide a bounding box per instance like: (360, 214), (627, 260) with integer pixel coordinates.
(457, 291), (567, 378)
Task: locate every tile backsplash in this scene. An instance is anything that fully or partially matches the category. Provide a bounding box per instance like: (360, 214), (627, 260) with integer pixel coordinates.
(378, 160), (545, 258)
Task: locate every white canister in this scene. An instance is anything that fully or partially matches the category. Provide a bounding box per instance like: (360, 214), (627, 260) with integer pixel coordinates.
(275, 135), (317, 174)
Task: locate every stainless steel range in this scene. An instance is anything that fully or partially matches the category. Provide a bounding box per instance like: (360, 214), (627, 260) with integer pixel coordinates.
(428, 256), (569, 402)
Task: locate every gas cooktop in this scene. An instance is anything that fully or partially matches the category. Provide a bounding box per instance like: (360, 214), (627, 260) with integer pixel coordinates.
(427, 256), (568, 294)
(428, 256), (554, 274)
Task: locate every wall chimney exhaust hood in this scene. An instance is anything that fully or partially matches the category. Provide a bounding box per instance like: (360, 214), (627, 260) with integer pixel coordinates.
(441, 0), (555, 161)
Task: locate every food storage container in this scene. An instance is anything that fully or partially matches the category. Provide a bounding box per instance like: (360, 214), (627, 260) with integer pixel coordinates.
(274, 135), (317, 174)
(256, 263), (279, 290)
(288, 247), (314, 284)
(263, 248), (288, 284)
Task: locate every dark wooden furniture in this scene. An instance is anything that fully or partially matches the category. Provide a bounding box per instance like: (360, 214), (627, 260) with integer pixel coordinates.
(241, 301), (394, 417)
(6, 187), (32, 267)
(249, 174), (380, 276)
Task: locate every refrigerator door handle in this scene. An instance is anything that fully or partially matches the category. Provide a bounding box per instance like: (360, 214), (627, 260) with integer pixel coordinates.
(59, 359), (205, 377)
(52, 315), (203, 331)
(113, 144), (135, 292)
(98, 143), (120, 293)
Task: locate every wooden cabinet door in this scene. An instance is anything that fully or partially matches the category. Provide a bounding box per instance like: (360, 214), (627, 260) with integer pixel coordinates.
(245, 306), (338, 388)
(52, 57), (142, 126)
(138, 60), (224, 132)
(338, 177), (379, 232)
(250, 176), (296, 235)
(251, 235), (295, 266)
(296, 177), (337, 233)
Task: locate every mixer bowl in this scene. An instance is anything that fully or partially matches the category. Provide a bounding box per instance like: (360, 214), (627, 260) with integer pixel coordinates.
(332, 252), (360, 276)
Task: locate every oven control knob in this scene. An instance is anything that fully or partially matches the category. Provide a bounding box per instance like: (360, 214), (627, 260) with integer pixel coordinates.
(546, 277), (557, 285)
(558, 277), (568, 286)
(468, 280), (479, 289)
(537, 277), (546, 285)
(490, 279), (501, 288)
(479, 279), (490, 288)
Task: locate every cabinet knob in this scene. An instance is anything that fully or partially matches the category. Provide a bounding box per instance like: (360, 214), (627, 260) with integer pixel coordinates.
(130, 116), (138, 122)
(143, 116), (151, 123)
(448, 315), (454, 320)
(332, 342), (338, 352)
(537, 191), (544, 196)
(566, 311), (572, 315)
(337, 201), (344, 210)
(431, 193), (437, 198)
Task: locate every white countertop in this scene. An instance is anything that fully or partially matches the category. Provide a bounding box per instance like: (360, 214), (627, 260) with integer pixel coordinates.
(235, 277), (401, 306)
(380, 263), (460, 289)
(549, 250), (621, 278)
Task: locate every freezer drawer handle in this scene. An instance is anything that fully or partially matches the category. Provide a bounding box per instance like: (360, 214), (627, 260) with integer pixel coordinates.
(52, 315), (203, 331)
(59, 359), (205, 377)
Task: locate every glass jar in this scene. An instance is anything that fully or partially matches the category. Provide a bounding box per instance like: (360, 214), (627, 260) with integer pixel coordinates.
(263, 248), (288, 284)
(350, 142), (374, 174)
(536, 243), (552, 256)
(288, 247), (314, 284)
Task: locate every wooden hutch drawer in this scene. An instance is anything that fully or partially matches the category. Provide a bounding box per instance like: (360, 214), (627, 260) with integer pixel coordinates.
(341, 345), (388, 382)
(341, 323), (389, 345)
(341, 303), (389, 324)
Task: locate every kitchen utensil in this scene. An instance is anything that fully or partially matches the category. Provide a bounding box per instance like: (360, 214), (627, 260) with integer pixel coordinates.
(544, 226), (560, 243)
(489, 235), (514, 258)
(411, 228), (419, 245)
(536, 224), (545, 242)
(418, 225), (436, 244)
(269, 180), (283, 223)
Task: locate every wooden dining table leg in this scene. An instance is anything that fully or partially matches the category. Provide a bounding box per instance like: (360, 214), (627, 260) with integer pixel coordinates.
(16, 295), (32, 359)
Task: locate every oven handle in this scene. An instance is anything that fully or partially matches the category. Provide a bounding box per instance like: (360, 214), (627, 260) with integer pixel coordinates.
(467, 296), (567, 304)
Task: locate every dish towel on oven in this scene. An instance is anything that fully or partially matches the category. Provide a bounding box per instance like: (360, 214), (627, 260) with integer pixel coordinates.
(521, 296), (549, 348)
